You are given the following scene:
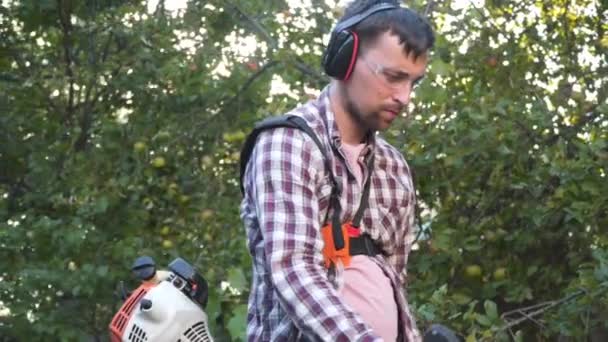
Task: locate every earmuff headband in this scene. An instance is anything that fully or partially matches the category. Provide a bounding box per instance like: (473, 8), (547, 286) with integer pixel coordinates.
(333, 3), (398, 33)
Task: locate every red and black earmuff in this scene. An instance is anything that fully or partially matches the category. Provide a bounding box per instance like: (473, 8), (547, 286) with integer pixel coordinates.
(322, 3), (399, 81)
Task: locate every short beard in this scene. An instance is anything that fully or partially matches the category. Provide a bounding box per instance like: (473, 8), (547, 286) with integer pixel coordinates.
(342, 88), (378, 137)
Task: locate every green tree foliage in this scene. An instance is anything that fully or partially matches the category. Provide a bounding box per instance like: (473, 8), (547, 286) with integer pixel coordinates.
(0, 0), (606, 340)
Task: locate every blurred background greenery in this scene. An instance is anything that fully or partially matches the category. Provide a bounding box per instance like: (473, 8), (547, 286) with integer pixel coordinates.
(0, 0), (606, 340)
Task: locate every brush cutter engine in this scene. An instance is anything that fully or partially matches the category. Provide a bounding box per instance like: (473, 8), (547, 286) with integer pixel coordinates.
(109, 256), (213, 342)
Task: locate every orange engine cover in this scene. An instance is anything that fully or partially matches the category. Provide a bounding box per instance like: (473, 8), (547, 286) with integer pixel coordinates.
(109, 282), (155, 342)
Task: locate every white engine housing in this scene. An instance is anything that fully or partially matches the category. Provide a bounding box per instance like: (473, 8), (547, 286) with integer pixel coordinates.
(121, 280), (213, 342)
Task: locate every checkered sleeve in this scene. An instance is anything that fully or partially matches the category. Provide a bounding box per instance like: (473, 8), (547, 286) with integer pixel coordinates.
(385, 150), (418, 286)
(380, 151), (422, 341)
(249, 127), (381, 341)
(391, 190), (416, 285)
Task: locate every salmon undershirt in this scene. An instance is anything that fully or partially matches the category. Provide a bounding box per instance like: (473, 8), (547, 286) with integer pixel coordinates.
(339, 142), (399, 341)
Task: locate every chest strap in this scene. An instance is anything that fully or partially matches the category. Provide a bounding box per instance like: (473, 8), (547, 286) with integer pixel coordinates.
(349, 234), (383, 257)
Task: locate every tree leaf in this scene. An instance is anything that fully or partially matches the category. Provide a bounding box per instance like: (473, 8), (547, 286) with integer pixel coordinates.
(227, 304), (248, 341)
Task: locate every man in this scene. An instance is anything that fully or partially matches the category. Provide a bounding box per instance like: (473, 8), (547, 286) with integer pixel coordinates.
(240, 0), (434, 340)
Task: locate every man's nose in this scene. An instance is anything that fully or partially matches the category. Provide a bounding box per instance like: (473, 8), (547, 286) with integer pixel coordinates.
(393, 83), (411, 105)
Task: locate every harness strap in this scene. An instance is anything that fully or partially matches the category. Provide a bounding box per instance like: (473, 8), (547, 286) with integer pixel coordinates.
(240, 114), (376, 261)
(240, 115), (339, 195)
(349, 234), (383, 257)
(351, 153), (375, 228)
(329, 150), (374, 250)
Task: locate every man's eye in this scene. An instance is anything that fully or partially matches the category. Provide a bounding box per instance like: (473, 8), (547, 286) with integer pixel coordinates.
(384, 73), (406, 83)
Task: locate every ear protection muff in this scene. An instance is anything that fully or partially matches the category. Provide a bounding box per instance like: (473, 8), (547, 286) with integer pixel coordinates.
(322, 3), (399, 80)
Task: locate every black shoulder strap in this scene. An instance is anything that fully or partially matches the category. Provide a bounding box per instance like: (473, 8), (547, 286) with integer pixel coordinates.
(239, 114), (375, 254)
(239, 115), (333, 195)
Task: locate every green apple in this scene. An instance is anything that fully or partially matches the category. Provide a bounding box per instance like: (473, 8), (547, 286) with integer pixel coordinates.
(152, 157), (166, 168)
(465, 264), (482, 278)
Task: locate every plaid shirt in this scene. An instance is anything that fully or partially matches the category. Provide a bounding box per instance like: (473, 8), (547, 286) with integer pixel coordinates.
(240, 87), (421, 341)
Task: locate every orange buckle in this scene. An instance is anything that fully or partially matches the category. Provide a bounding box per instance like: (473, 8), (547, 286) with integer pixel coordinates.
(321, 222), (360, 268)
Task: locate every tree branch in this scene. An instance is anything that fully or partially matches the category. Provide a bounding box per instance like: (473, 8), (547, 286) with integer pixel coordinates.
(224, 1), (327, 83)
(58, 0), (75, 125)
(498, 289), (585, 332)
(221, 60), (279, 110)
(73, 2), (102, 152)
(424, 0), (435, 17)
(497, 283), (608, 333)
(154, 0), (166, 17)
(291, 57), (328, 83)
(224, 1), (277, 49)
(191, 59), (280, 134)
(100, 31), (114, 63)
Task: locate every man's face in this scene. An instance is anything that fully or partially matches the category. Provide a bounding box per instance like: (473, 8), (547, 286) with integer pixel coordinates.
(343, 31), (429, 132)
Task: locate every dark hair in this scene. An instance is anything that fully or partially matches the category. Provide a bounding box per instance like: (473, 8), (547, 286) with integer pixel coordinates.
(339, 0), (435, 59)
